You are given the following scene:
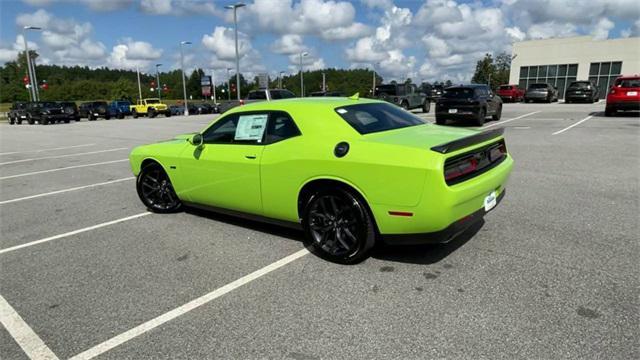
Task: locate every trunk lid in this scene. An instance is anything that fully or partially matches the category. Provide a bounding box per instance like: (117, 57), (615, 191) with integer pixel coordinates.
(361, 124), (478, 150)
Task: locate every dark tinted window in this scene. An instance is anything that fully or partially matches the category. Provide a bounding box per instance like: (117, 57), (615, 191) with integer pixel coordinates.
(499, 85), (512, 90)
(265, 112), (301, 144)
(529, 83), (549, 89)
(568, 82), (590, 89)
(375, 85), (397, 96)
(443, 87), (474, 98)
(614, 78), (640, 88)
(270, 90), (296, 99)
(334, 103), (426, 135)
(247, 91), (267, 100)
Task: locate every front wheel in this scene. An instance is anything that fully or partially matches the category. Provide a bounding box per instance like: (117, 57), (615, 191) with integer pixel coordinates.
(9, 116), (15, 125)
(132, 110), (139, 119)
(136, 163), (182, 213)
(302, 188), (376, 264)
(474, 108), (486, 126)
(165, 111), (171, 118)
(422, 101), (430, 113)
(401, 101), (409, 111)
(492, 105), (502, 121)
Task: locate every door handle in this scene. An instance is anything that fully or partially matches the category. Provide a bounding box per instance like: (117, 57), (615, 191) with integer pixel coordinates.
(245, 155), (257, 159)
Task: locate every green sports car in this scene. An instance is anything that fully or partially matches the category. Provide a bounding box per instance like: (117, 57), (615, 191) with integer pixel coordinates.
(130, 96), (513, 263)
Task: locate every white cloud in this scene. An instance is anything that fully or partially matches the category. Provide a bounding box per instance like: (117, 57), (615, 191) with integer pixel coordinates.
(107, 38), (163, 69)
(271, 34), (307, 55)
(202, 26), (252, 61)
(527, 21), (578, 39)
(140, 0), (220, 16)
(591, 18), (614, 40)
(22, 0), (133, 11)
(321, 23), (372, 41)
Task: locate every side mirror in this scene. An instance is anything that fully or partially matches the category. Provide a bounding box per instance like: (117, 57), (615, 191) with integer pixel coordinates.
(189, 133), (203, 147)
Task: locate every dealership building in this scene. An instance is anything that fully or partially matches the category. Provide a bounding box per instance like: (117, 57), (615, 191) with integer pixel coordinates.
(509, 36), (640, 99)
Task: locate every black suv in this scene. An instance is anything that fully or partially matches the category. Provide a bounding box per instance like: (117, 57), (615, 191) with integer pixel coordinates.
(435, 84), (503, 126)
(79, 101), (111, 120)
(59, 101), (80, 121)
(25, 101), (70, 125)
(8, 102), (28, 124)
(565, 81), (599, 103)
(374, 83), (430, 113)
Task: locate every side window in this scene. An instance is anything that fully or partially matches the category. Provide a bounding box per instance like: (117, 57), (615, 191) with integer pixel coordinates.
(202, 113), (268, 145)
(264, 112), (301, 144)
(248, 91), (266, 100)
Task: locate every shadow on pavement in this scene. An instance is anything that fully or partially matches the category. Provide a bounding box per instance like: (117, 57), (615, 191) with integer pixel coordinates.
(371, 219), (484, 265)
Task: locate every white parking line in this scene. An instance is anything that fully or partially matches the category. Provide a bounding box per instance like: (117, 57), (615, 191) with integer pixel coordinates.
(0, 144), (95, 156)
(0, 159), (128, 180)
(0, 177), (134, 205)
(68, 248), (310, 360)
(0, 148), (128, 166)
(0, 294), (60, 360)
(552, 115), (594, 135)
(0, 212), (150, 255)
(483, 111), (541, 129)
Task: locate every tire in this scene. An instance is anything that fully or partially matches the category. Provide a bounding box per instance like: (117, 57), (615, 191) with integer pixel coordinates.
(132, 110), (139, 119)
(302, 187), (376, 264)
(88, 113), (94, 121)
(149, 108), (157, 118)
(9, 116), (15, 125)
(492, 105), (502, 121)
(17, 118), (23, 125)
(75, 116), (80, 122)
(165, 111), (171, 118)
(435, 116), (446, 125)
(27, 114), (34, 125)
(64, 119), (71, 124)
(605, 106), (614, 117)
(401, 101), (409, 111)
(117, 113), (124, 119)
(105, 114), (111, 120)
(474, 108), (486, 126)
(422, 101), (430, 113)
(136, 163), (182, 213)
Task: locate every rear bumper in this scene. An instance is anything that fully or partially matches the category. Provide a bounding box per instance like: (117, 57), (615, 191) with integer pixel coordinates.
(381, 190), (505, 245)
(525, 93), (549, 100)
(607, 101), (640, 111)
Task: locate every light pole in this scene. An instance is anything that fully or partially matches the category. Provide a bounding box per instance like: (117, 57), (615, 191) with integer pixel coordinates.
(22, 26), (41, 101)
(211, 69), (216, 102)
(279, 71), (285, 89)
(372, 62), (380, 96)
(225, 3), (245, 101)
(299, 51), (308, 97)
(135, 65), (142, 101)
(226, 67), (232, 101)
(180, 41), (192, 116)
(322, 72), (326, 92)
(155, 63), (162, 100)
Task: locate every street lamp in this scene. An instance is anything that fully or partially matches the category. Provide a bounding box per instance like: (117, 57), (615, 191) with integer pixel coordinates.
(372, 62), (380, 96)
(226, 67), (232, 101)
(299, 51), (308, 97)
(180, 41), (192, 116)
(22, 26), (42, 102)
(225, 3), (245, 101)
(155, 63), (162, 100)
(278, 71), (285, 89)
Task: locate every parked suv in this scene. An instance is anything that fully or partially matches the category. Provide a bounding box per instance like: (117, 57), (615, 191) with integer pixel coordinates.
(8, 102), (28, 124)
(525, 83), (558, 103)
(565, 81), (599, 103)
(59, 101), (80, 121)
(25, 101), (70, 125)
(374, 83), (430, 113)
(79, 101), (111, 120)
(605, 75), (640, 116)
(435, 84), (502, 126)
(497, 84), (524, 102)
(109, 100), (132, 119)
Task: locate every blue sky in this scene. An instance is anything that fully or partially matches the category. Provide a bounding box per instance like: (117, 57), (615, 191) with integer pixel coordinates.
(1, 0), (639, 83)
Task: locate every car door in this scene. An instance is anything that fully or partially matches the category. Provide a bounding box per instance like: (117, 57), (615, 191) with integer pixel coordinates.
(178, 111), (267, 215)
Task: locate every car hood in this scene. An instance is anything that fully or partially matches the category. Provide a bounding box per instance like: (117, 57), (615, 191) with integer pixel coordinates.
(361, 124), (478, 150)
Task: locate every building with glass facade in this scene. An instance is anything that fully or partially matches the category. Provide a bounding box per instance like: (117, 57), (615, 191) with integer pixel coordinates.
(509, 36), (640, 99)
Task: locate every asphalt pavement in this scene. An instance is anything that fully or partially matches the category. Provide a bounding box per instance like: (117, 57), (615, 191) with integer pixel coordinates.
(0, 102), (638, 359)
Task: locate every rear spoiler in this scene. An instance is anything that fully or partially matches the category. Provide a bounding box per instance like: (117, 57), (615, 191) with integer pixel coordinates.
(430, 128), (504, 154)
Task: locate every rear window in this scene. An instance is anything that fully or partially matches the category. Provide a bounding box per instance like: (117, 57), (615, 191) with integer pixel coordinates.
(443, 88), (474, 99)
(614, 78), (640, 88)
(270, 90), (296, 99)
(375, 85), (398, 96)
(334, 103), (425, 135)
(248, 91), (267, 100)
(499, 85), (512, 90)
(568, 82), (590, 89)
(529, 83), (548, 89)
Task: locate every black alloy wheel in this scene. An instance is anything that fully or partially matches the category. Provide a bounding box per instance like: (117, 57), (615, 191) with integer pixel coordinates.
(475, 108), (486, 126)
(401, 101), (410, 110)
(492, 104), (502, 121)
(136, 163), (182, 213)
(302, 188), (376, 264)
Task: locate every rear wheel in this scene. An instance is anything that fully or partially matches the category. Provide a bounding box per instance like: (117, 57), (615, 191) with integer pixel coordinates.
(422, 101), (430, 113)
(302, 188), (376, 264)
(149, 108), (157, 118)
(136, 163), (182, 213)
(165, 111), (171, 118)
(401, 101), (409, 111)
(27, 114), (34, 125)
(9, 116), (15, 125)
(132, 109), (139, 118)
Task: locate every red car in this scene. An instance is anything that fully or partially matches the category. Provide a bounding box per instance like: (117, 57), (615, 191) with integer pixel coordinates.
(606, 75), (640, 116)
(497, 84), (524, 102)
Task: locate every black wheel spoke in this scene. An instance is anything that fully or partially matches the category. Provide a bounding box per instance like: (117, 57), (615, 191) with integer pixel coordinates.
(335, 228), (351, 251)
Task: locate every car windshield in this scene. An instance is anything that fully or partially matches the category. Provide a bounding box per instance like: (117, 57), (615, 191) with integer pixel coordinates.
(335, 102), (426, 135)
(615, 78), (640, 88)
(146, 99), (160, 104)
(443, 88), (474, 98)
(498, 85), (512, 90)
(568, 82), (590, 89)
(375, 85), (397, 96)
(529, 84), (548, 89)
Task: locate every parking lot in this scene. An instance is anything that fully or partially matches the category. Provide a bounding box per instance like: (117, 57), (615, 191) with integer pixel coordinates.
(1, 102), (638, 359)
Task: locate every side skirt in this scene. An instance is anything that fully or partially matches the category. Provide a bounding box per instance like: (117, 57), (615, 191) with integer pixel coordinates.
(182, 201), (303, 230)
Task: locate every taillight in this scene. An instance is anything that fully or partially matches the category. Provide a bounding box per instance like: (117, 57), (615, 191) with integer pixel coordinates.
(239, 100), (245, 105)
(445, 157), (478, 181)
(609, 88), (616, 95)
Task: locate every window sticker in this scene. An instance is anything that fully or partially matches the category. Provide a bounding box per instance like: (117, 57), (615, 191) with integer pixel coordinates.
(235, 114), (268, 141)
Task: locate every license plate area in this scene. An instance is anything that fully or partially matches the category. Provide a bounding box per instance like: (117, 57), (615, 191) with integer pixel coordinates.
(484, 191), (497, 212)
(627, 91), (638, 96)
(448, 109), (458, 114)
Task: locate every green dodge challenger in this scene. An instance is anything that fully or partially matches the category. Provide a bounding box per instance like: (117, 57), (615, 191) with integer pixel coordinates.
(130, 96), (513, 263)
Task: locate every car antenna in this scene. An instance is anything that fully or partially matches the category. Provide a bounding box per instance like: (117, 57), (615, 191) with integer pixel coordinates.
(349, 92), (359, 100)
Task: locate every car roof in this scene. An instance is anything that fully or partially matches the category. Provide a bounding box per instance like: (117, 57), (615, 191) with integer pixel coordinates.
(616, 75), (640, 79)
(227, 96), (381, 113)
